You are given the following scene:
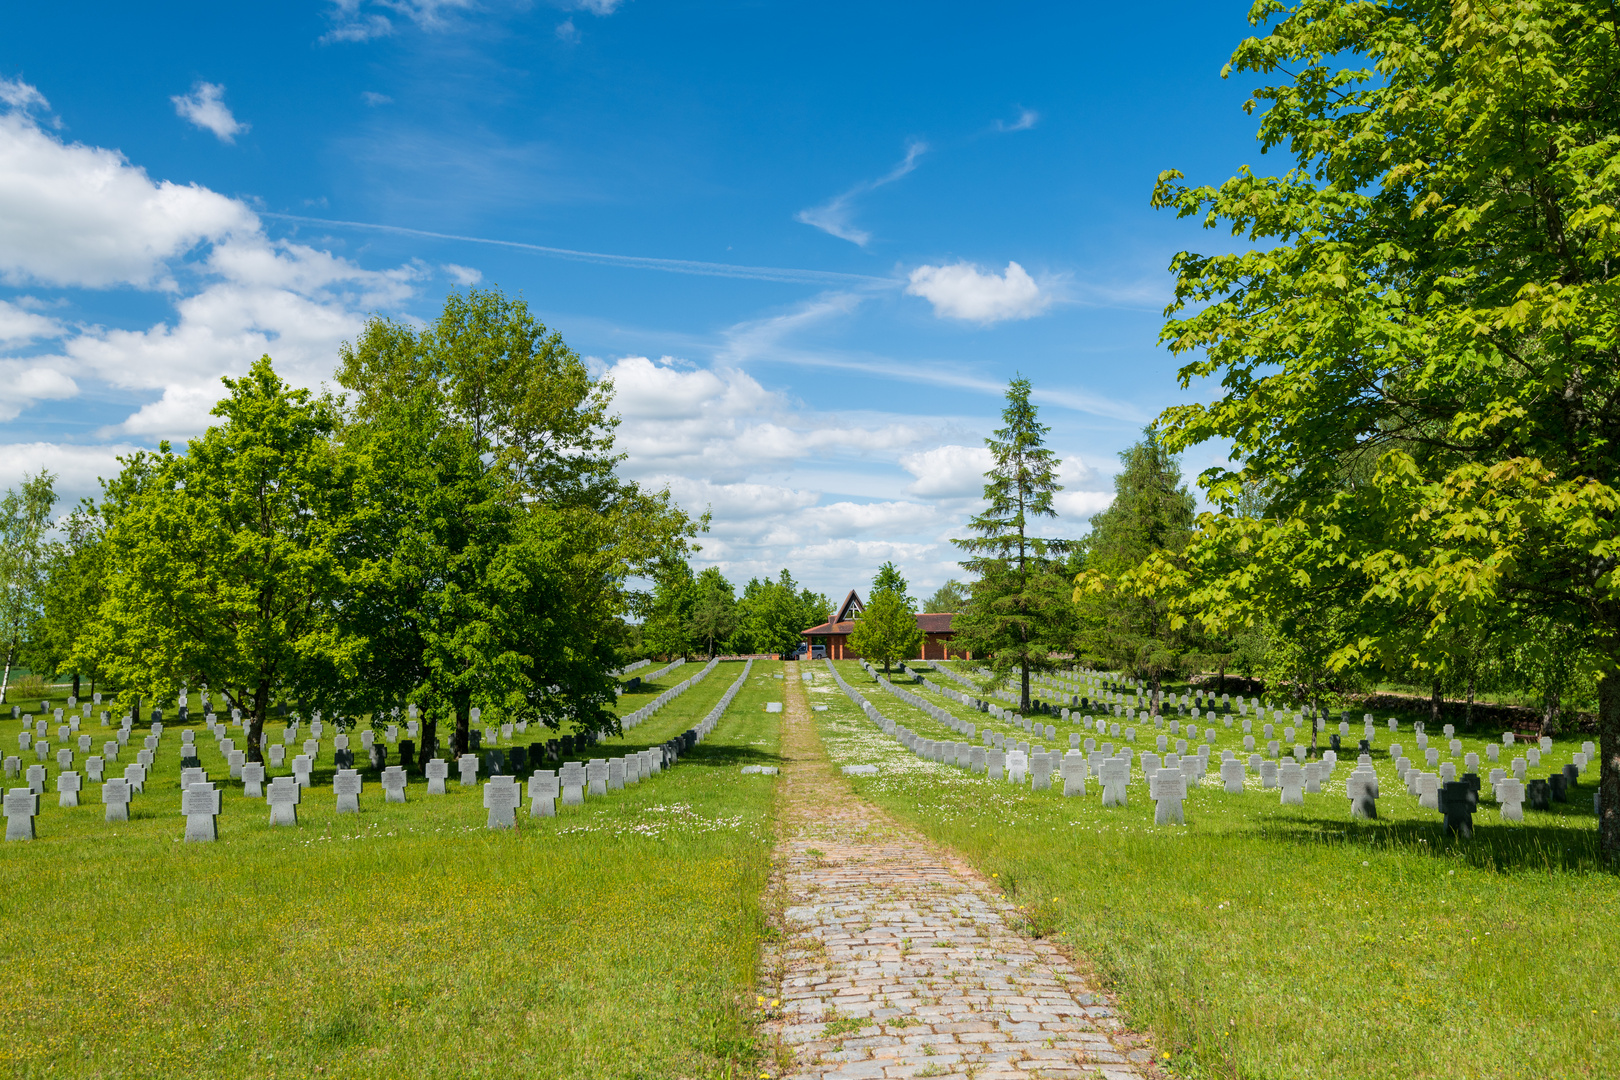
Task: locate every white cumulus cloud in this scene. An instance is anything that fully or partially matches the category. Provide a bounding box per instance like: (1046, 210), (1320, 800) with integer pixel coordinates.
(900, 444), (995, 499)
(0, 94), (420, 442)
(906, 260), (1051, 324)
(171, 82), (250, 143)
(0, 110), (255, 289)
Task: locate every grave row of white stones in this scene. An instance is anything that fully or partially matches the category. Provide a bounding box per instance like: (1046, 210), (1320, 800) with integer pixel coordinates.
(620, 657), (719, 730)
(638, 657), (688, 686)
(2, 661), (756, 842)
(951, 661), (1362, 725)
(613, 658), (653, 677)
(838, 664), (1596, 832)
(2, 699), (554, 793)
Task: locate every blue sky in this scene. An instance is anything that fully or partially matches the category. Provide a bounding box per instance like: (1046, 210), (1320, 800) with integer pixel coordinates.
(0, 0), (1269, 599)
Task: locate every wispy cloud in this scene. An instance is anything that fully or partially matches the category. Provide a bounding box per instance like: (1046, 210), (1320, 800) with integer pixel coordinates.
(996, 107), (1039, 132)
(0, 77), (52, 119)
(262, 212), (900, 287)
(320, 0), (475, 44)
(794, 140), (926, 246)
(555, 18), (581, 43)
(715, 293), (1147, 424)
(171, 82), (249, 143)
(361, 91), (393, 106)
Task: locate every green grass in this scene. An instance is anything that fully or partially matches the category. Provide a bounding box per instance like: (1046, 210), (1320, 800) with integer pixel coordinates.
(0, 660), (786, 1079)
(812, 659), (1617, 1080)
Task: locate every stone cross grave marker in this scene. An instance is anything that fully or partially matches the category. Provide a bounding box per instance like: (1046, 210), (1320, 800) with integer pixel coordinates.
(269, 745), (286, 768)
(1029, 751), (1051, 791)
(458, 754), (479, 786)
(102, 777), (131, 821)
(559, 762), (586, 805)
(425, 758), (450, 794)
(1498, 777), (1525, 821)
(292, 755), (313, 787)
(25, 764), (45, 795)
(381, 765), (407, 803)
(1439, 780), (1476, 837)
(528, 770), (558, 816)
(123, 762), (146, 793)
(1152, 771), (1185, 825)
(242, 762), (265, 798)
(182, 783), (221, 841)
(1279, 760), (1304, 805)
(1100, 758), (1129, 807)
(56, 770), (81, 807)
(484, 778), (521, 829)
(1220, 757), (1245, 793)
(5, 788), (39, 840)
(267, 776), (301, 825)
(323, 770), (359, 816)
(586, 758), (608, 795)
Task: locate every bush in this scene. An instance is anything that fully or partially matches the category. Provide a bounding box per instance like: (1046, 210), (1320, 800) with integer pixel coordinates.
(6, 674), (46, 703)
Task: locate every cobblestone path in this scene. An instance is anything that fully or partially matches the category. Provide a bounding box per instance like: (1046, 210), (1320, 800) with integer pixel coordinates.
(759, 663), (1157, 1080)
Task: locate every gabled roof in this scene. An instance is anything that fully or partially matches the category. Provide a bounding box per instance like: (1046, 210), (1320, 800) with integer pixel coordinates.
(800, 608), (956, 637)
(835, 589), (864, 622)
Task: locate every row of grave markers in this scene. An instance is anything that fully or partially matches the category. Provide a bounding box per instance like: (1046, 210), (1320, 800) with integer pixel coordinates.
(1, 660), (757, 841)
(831, 660), (1593, 836)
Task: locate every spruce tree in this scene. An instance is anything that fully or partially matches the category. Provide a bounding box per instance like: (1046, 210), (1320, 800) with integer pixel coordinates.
(951, 377), (1070, 710)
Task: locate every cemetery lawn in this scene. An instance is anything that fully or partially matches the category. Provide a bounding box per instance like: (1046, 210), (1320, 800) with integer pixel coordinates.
(0, 659), (786, 1080)
(811, 660), (1619, 1080)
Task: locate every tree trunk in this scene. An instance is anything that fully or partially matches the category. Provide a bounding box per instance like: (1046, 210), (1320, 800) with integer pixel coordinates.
(420, 719), (439, 768)
(1541, 691), (1561, 738)
(72, 673), (80, 700)
(1466, 673), (1474, 729)
(1150, 672), (1161, 717)
(1430, 680), (1443, 727)
(1601, 673), (1620, 860)
(454, 699), (471, 758)
(246, 679), (269, 764)
(1020, 660), (1030, 712)
(0, 640), (12, 704)
(1218, 664), (1226, 695)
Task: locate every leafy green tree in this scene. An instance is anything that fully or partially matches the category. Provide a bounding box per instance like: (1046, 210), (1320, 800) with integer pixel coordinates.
(847, 588), (923, 675)
(338, 290), (692, 756)
(923, 580), (968, 614)
(952, 377), (1070, 710)
(643, 557), (697, 660)
(79, 359), (353, 759)
(735, 570), (816, 656)
(0, 471), (56, 703)
(25, 503), (109, 700)
(1146, 0), (1620, 849)
(1075, 433), (1201, 714)
(688, 567), (737, 657)
(871, 561), (914, 608)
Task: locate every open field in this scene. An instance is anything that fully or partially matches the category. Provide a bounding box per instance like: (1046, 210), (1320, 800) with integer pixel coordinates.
(0, 660), (787, 1080)
(806, 659), (1617, 1080)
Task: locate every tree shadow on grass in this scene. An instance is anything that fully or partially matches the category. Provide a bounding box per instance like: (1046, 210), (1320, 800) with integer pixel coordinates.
(1257, 804), (1606, 874)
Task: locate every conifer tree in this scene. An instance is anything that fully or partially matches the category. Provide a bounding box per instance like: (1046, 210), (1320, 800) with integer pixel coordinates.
(952, 377), (1070, 710)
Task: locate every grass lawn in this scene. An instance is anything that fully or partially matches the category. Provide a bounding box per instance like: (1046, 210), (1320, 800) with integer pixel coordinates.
(808, 659), (1617, 1080)
(0, 660), (787, 1080)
